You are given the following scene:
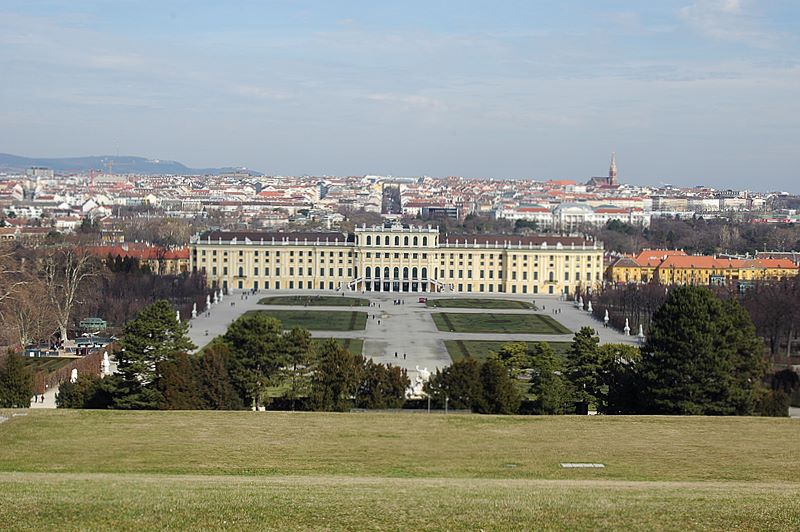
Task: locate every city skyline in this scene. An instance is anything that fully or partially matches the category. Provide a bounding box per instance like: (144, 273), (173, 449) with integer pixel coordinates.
(1, 1), (799, 189)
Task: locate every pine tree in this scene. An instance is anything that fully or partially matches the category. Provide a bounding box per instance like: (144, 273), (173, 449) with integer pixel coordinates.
(111, 300), (195, 410)
(480, 356), (521, 414)
(56, 373), (110, 408)
(281, 328), (314, 411)
(425, 358), (485, 412)
(355, 359), (409, 409)
(528, 342), (571, 415)
(566, 327), (602, 413)
(640, 286), (766, 415)
(598, 344), (641, 414)
(222, 313), (285, 409)
(494, 342), (529, 378)
(157, 352), (202, 410)
(0, 352), (34, 408)
(310, 339), (362, 411)
(194, 344), (243, 410)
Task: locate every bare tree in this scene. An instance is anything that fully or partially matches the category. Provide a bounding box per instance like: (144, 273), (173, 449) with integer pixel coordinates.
(4, 277), (55, 348)
(42, 247), (99, 343)
(0, 242), (27, 305)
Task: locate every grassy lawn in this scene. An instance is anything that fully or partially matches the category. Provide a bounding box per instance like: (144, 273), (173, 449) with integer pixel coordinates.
(426, 298), (535, 309)
(243, 310), (367, 331)
(311, 337), (364, 355)
(259, 295), (369, 307)
(432, 312), (570, 334)
(22, 357), (76, 373)
(445, 340), (571, 362)
(0, 411), (798, 530)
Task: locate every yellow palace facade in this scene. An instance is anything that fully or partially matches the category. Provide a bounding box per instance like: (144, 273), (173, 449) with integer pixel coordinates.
(189, 225), (605, 296)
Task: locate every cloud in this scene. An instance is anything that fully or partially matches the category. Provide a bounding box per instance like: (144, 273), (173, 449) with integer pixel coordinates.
(225, 84), (294, 101)
(365, 93), (446, 110)
(679, 0), (777, 46)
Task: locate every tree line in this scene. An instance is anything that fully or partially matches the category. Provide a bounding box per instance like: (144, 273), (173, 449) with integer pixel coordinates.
(427, 286), (794, 416)
(593, 274), (800, 368)
(0, 241), (209, 348)
(56, 301), (409, 411)
(6, 285), (794, 415)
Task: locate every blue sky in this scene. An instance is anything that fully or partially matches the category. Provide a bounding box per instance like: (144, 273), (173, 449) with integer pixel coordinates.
(1, 1), (799, 189)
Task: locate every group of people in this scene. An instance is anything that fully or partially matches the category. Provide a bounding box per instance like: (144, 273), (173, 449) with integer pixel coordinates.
(392, 299), (404, 305)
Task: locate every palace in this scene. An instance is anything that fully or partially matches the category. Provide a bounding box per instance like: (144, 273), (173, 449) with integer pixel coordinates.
(189, 225), (605, 295)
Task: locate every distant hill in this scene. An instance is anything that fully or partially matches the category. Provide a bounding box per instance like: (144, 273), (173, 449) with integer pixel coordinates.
(0, 152), (261, 176)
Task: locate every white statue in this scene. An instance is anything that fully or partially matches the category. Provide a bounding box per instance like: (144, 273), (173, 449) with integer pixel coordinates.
(176, 310), (181, 322)
(623, 318), (631, 336)
(191, 303), (197, 319)
(206, 294), (212, 307)
(101, 351), (110, 377)
(213, 291), (219, 304)
(586, 301), (593, 313)
(218, 289), (224, 302)
(70, 368), (78, 383)
(407, 365), (431, 398)
(637, 324), (645, 340)
(603, 309), (610, 325)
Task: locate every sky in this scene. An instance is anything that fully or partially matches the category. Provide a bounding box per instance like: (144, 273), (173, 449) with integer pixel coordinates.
(1, 1), (799, 190)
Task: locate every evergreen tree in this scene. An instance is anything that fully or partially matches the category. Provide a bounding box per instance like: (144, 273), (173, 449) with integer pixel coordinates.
(721, 298), (768, 414)
(494, 342), (530, 378)
(194, 344), (243, 410)
(0, 352), (34, 408)
(425, 358), (485, 412)
(157, 352), (202, 410)
(56, 374), (110, 408)
(566, 327), (602, 413)
(281, 328), (314, 411)
(528, 342), (571, 414)
(111, 300), (195, 410)
(480, 356), (521, 414)
(598, 344), (641, 414)
(223, 313), (286, 408)
(310, 339), (361, 411)
(640, 286), (766, 415)
(355, 359), (409, 409)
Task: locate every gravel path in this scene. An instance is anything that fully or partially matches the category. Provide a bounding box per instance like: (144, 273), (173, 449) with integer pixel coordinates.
(188, 290), (640, 372)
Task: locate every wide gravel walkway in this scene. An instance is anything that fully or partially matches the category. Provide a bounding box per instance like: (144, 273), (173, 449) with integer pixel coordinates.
(188, 290), (640, 372)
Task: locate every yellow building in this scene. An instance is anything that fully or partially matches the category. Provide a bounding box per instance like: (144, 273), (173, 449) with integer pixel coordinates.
(189, 225), (605, 295)
(608, 251), (798, 286)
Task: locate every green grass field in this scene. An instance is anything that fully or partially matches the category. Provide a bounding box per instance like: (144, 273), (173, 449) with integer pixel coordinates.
(0, 411), (798, 530)
(243, 310), (367, 331)
(259, 295), (369, 307)
(426, 298), (535, 309)
(432, 312), (571, 334)
(311, 337), (364, 355)
(445, 340), (571, 362)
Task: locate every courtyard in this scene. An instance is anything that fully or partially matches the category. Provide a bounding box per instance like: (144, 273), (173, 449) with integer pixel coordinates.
(188, 290), (639, 372)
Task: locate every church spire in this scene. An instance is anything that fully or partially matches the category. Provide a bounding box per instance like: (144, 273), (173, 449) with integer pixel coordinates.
(608, 152), (618, 185)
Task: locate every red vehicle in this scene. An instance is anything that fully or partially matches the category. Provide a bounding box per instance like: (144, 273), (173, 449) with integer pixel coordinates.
(418, 297), (428, 303)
